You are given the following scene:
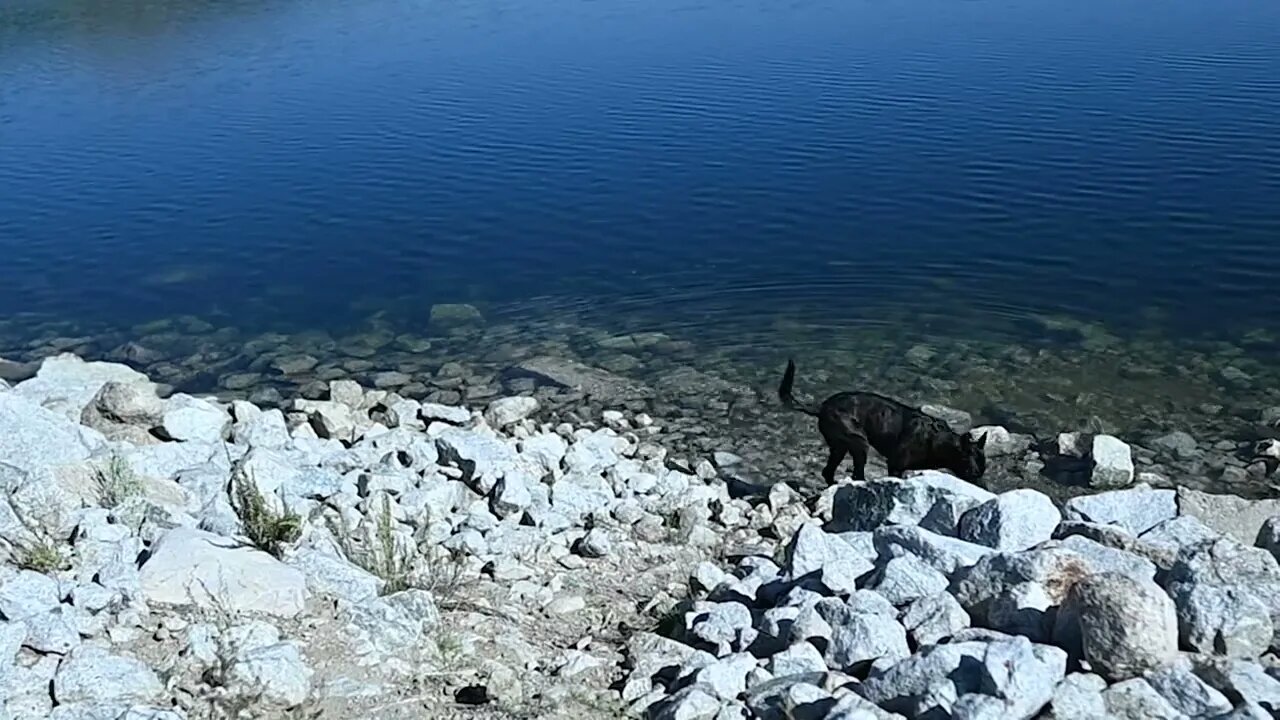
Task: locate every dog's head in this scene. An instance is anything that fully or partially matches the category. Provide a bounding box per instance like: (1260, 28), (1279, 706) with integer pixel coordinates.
(950, 431), (988, 481)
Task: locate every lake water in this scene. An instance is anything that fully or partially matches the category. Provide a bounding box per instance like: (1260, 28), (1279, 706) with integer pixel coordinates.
(3, 0), (1280, 492)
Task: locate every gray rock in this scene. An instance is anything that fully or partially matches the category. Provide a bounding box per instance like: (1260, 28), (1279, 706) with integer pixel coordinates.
(158, 394), (229, 443)
(287, 547), (384, 603)
(1062, 484), (1176, 535)
(484, 396), (539, 428)
(623, 632), (717, 703)
(860, 640), (989, 717)
(901, 592), (970, 647)
(1065, 573), (1178, 681)
(873, 525), (994, 577)
(510, 356), (650, 402)
(429, 303), (484, 331)
(990, 581), (1057, 642)
(575, 528), (612, 558)
(139, 527), (308, 617)
(23, 607), (81, 654)
(688, 602), (757, 655)
(822, 604), (910, 672)
(0, 393), (93, 474)
(337, 597), (426, 675)
(974, 637), (1067, 719)
(1164, 537), (1280, 650)
(80, 380), (165, 440)
(226, 641), (313, 708)
(52, 644), (163, 708)
(1042, 673), (1107, 720)
(1139, 515), (1222, 557)
(766, 642), (827, 677)
(784, 524), (875, 596)
(1190, 657), (1280, 715)
(232, 407), (291, 448)
(958, 489), (1061, 552)
(1172, 584), (1273, 658)
(1057, 535), (1158, 582)
(830, 472), (994, 535)
(869, 555), (949, 607)
(1150, 431), (1200, 459)
(1177, 487), (1280, 546)
(1258, 516), (1280, 562)
(1101, 678), (1182, 720)
(0, 570), (61, 621)
(693, 653), (757, 701)
(649, 684), (727, 720)
(1090, 434), (1135, 488)
(1144, 659), (1232, 717)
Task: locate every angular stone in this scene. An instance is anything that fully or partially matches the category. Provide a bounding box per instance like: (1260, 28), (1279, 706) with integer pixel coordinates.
(1042, 673), (1107, 720)
(959, 489), (1061, 552)
(1164, 537), (1280, 651)
(1177, 487), (1280, 546)
(766, 642), (828, 677)
(901, 592), (970, 647)
(0, 569), (62, 621)
(818, 599), (910, 672)
(1101, 678), (1181, 720)
(23, 607), (82, 654)
(869, 555), (949, 607)
(158, 394), (229, 443)
(492, 471), (533, 520)
(1063, 484), (1176, 535)
(784, 524), (875, 596)
(1173, 583), (1273, 658)
(623, 632), (717, 703)
(693, 653), (757, 701)
(287, 548), (384, 604)
(688, 602), (756, 656)
(1190, 656), (1280, 715)
(139, 527), (308, 617)
(1139, 515), (1221, 557)
(1089, 435), (1135, 488)
(969, 425), (1032, 457)
(519, 432), (568, 475)
(860, 641), (989, 717)
(649, 684), (726, 720)
(0, 393), (93, 474)
(1065, 572), (1178, 681)
(14, 354), (150, 421)
(435, 427), (519, 493)
(52, 644), (163, 708)
(564, 429), (628, 476)
(80, 380), (165, 441)
(830, 472), (994, 535)
(484, 396), (539, 428)
(974, 637), (1067, 719)
(1144, 658), (1232, 718)
(873, 525), (993, 577)
(226, 642), (313, 708)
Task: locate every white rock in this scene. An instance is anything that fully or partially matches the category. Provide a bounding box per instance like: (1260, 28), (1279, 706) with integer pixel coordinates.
(226, 642), (313, 708)
(23, 607), (81, 654)
(688, 602), (757, 656)
(1173, 583), (1273, 658)
(1144, 658), (1232, 717)
(783, 524), (875, 596)
(1063, 484), (1176, 535)
(1089, 435), (1135, 488)
(1139, 515), (1221, 557)
(693, 653), (756, 701)
(139, 527), (308, 617)
(232, 407), (291, 448)
(860, 640), (989, 717)
(14, 354), (150, 421)
(649, 684), (724, 720)
(564, 429), (627, 475)
(969, 425), (1032, 457)
(287, 547), (383, 603)
(974, 637), (1067, 719)
(520, 432), (568, 475)
(0, 393), (93, 474)
(819, 600), (911, 671)
(159, 394), (229, 443)
(1101, 678), (1182, 719)
(295, 399), (359, 442)
(492, 471), (533, 519)
(766, 642), (827, 677)
(52, 644), (163, 708)
(420, 402), (470, 425)
(435, 427), (520, 493)
(0, 570), (62, 621)
(484, 396), (539, 428)
(831, 472), (994, 535)
(1042, 672), (1107, 720)
(1066, 572), (1177, 681)
(959, 489), (1061, 552)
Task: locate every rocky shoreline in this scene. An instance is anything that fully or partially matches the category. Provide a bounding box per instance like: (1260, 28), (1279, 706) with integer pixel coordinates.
(2, 353), (1280, 719)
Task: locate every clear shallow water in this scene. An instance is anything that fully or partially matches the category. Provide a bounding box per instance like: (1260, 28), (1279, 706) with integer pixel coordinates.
(3, 0), (1280, 345)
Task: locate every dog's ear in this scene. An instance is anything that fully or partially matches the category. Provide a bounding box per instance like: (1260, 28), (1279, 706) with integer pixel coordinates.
(973, 432), (988, 451)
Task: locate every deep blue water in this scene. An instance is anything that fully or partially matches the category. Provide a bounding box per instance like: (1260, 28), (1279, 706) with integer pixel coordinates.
(2, 0), (1279, 344)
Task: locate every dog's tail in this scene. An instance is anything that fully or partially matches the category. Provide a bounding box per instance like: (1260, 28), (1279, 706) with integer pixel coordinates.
(778, 359), (820, 416)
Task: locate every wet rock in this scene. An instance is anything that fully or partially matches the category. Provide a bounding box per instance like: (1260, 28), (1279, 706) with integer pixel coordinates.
(139, 527), (308, 617)
(1150, 431), (1200, 459)
(783, 524), (875, 596)
(1063, 572), (1177, 681)
(901, 592), (971, 647)
(484, 396), (539, 428)
(272, 354), (319, 376)
(429, 303), (484, 332)
(1089, 434), (1135, 488)
(1177, 487), (1280, 546)
(508, 356), (650, 401)
(830, 472), (994, 535)
(1062, 483), (1176, 535)
(958, 489), (1061, 552)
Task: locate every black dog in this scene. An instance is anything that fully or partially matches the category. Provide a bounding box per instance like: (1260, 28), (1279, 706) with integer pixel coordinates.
(779, 360), (986, 483)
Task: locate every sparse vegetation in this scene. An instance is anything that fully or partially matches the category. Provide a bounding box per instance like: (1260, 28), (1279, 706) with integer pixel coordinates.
(230, 460), (301, 558)
(14, 535), (68, 573)
(95, 453), (142, 507)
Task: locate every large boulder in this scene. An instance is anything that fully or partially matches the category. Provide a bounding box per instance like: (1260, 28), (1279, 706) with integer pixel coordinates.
(139, 527), (308, 617)
(959, 489), (1061, 552)
(783, 524), (875, 596)
(1062, 484), (1176, 536)
(830, 472), (994, 535)
(0, 393), (95, 473)
(13, 354), (151, 421)
(1176, 487), (1280, 546)
(1163, 537), (1280, 654)
(158, 394), (230, 444)
(1060, 573), (1178, 681)
(80, 380), (165, 442)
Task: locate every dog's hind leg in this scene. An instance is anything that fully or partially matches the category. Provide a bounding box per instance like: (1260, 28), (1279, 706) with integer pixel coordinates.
(822, 444), (847, 484)
(848, 437), (869, 481)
